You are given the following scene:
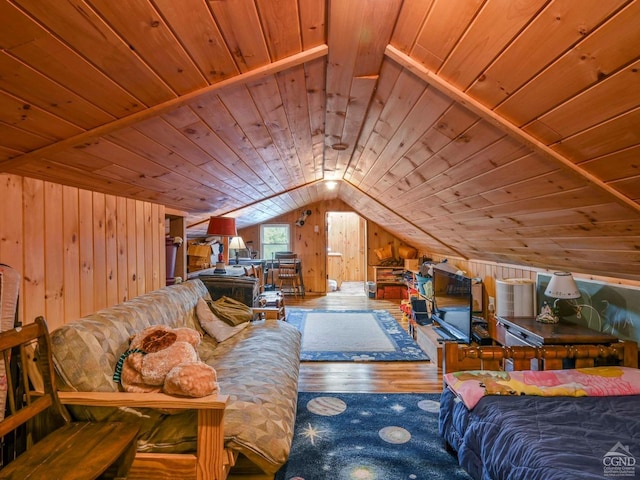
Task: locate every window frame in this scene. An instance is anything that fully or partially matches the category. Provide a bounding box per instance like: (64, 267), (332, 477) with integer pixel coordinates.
(260, 223), (291, 260)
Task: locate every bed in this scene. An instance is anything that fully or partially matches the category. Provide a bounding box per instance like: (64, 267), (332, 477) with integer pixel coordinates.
(439, 341), (639, 480)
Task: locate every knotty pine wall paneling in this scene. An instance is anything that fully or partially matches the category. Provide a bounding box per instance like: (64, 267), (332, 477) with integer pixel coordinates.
(45, 181), (64, 327)
(237, 199), (418, 294)
(0, 174), (165, 331)
(23, 178), (45, 329)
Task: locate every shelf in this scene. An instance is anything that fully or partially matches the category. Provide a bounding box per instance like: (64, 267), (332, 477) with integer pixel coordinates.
(372, 266), (406, 299)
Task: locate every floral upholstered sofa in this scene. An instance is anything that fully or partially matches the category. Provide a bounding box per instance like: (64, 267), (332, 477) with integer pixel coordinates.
(49, 279), (301, 479)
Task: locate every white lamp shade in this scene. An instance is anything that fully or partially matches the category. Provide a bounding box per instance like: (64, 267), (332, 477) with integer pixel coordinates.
(228, 236), (246, 250)
(544, 272), (580, 299)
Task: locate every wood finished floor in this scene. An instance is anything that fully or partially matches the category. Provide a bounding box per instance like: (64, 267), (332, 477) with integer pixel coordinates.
(285, 287), (443, 394)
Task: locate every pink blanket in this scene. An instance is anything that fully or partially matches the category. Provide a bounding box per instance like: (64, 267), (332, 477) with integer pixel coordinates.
(444, 366), (640, 409)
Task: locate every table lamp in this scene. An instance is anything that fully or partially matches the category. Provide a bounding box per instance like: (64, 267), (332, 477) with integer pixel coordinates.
(536, 272), (580, 323)
(228, 236), (246, 266)
(206, 216), (237, 274)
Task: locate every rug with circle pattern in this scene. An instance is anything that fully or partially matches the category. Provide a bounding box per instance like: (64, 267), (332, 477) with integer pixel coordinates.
(275, 392), (471, 480)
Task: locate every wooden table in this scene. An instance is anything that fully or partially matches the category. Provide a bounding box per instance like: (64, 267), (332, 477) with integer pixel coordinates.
(253, 306), (285, 320)
(254, 290), (286, 320)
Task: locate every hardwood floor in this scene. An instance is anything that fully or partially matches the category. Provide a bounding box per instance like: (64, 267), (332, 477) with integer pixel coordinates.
(285, 287), (443, 394)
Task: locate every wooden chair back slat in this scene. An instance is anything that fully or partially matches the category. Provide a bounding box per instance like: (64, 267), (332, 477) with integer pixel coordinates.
(0, 323), (43, 351)
(2, 349), (16, 417)
(0, 319), (67, 441)
(0, 395), (53, 438)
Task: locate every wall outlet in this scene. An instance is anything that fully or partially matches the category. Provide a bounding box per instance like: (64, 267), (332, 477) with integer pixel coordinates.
(488, 296), (495, 313)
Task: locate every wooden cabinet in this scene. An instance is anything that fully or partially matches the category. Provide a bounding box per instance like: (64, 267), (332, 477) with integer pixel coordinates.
(414, 324), (480, 370)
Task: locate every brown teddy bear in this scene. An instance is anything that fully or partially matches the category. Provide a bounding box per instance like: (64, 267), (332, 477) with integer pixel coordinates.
(113, 325), (219, 398)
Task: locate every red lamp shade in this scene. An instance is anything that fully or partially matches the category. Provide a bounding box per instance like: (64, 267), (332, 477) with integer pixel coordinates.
(206, 216), (237, 237)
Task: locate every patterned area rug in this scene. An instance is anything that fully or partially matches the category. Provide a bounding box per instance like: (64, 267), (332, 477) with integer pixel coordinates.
(275, 392), (472, 480)
(286, 308), (429, 361)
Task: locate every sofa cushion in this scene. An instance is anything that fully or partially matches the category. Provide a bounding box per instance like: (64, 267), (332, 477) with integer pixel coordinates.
(51, 280), (209, 392)
(202, 320), (301, 473)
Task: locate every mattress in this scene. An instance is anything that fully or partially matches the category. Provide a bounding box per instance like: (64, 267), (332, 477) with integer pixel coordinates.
(439, 388), (640, 480)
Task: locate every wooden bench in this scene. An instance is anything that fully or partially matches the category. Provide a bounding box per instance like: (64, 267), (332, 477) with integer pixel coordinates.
(0, 317), (140, 479)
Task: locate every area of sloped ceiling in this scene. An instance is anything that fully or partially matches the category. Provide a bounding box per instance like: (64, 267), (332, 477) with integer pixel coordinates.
(0, 0), (639, 280)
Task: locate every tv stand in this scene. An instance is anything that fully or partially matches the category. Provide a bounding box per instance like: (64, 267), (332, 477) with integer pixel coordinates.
(414, 324), (481, 369)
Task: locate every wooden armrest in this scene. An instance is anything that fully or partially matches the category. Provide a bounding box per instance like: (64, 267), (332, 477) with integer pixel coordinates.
(58, 391), (228, 410)
(58, 391), (232, 480)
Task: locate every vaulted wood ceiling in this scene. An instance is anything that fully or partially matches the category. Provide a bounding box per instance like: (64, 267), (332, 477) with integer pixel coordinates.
(1, 0), (639, 280)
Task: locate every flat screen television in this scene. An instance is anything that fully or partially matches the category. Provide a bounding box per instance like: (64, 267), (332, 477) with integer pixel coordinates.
(431, 267), (473, 343)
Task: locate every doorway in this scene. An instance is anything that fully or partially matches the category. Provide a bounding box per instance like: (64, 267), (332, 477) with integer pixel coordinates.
(326, 211), (366, 296)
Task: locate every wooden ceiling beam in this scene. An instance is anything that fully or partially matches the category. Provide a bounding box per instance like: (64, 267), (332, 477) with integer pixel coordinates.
(0, 44), (329, 173)
(384, 44), (640, 217)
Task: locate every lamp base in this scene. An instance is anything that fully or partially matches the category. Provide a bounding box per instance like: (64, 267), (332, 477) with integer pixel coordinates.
(213, 262), (227, 274)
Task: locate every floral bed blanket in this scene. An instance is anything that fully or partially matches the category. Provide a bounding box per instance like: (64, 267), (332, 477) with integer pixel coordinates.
(444, 366), (640, 409)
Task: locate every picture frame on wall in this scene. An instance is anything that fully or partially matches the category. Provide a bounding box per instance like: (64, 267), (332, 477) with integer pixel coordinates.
(536, 273), (640, 344)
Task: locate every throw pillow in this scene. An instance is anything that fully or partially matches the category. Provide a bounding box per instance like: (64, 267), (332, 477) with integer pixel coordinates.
(196, 297), (249, 342)
(374, 243), (393, 261)
(207, 296), (254, 326)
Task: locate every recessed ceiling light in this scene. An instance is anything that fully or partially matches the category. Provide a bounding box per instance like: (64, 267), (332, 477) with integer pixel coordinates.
(332, 143), (348, 151)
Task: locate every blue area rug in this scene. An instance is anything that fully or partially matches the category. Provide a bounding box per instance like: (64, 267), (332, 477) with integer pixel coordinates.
(286, 308), (429, 361)
(275, 392), (472, 480)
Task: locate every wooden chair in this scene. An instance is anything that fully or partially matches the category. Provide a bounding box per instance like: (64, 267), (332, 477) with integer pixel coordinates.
(277, 255), (301, 297)
(0, 316), (140, 479)
(244, 264), (264, 292)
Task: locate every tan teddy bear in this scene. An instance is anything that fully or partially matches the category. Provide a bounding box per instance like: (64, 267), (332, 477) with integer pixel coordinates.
(114, 325), (219, 398)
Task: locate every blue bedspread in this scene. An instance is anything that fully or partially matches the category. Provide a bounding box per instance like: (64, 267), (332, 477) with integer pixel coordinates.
(440, 388), (640, 479)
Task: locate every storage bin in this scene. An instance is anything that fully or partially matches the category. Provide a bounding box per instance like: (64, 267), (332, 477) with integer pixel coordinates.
(378, 285), (406, 299)
(404, 258), (420, 270)
(410, 298), (431, 325)
(366, 281), (376, 298)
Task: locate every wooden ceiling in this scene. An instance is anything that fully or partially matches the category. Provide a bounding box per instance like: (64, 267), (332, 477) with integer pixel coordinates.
(1, 0), (639, 280)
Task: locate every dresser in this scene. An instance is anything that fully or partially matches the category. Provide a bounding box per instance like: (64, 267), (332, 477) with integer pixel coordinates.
(494, 315), (619, 369)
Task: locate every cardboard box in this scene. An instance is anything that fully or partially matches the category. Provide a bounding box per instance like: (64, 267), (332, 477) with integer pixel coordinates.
(404, 258), (419, 270)
(378, 285), (407, 299)
(187, 244), (213, 257)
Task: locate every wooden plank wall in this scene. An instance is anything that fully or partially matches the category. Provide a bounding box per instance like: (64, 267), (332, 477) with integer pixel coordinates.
(238, 198), (430, 293)
(0, 174), (165, 331)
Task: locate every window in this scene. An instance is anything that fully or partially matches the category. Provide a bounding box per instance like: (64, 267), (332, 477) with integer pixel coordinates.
(261, 224), (290, 260)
